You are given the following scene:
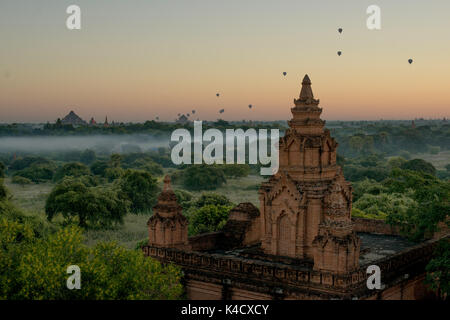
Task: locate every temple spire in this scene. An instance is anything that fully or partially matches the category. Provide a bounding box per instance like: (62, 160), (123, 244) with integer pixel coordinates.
(289, 74), (325, 134)
(299, 74), (314, 100)
(163, 175), (172, 191)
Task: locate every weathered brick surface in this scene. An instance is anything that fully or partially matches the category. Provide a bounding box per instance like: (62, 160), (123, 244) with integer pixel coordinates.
(352, 217), (400, 235)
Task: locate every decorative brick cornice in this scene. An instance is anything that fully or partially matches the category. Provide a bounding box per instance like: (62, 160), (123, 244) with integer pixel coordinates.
(142, 234), (448, 297)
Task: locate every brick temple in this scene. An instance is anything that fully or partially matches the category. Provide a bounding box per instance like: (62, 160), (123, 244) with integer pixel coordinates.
(143, 75), (448, 300)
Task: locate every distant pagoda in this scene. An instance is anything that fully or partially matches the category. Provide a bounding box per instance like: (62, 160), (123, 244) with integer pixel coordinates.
(176, 114), (190, 124)
(61, 110), (87, 126)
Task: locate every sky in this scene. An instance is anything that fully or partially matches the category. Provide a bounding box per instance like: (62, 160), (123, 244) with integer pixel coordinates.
(0, 0), (449, 123)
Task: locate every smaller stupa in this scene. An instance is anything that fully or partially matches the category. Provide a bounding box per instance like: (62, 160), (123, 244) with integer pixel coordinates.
(147, 175), (190, 249)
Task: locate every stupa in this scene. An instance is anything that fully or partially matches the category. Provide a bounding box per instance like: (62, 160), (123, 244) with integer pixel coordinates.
(259, 75), (360, 273)
(147, 175), (189, 249)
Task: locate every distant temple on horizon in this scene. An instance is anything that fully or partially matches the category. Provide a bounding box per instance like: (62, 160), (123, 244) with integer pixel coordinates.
(60, 110), (87, 126)
(58, 111), (115, 127)
(176, 114), (190, 124)
(142, 75), (447, 300)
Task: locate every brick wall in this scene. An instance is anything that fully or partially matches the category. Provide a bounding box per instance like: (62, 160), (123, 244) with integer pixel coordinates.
(188, 232), (223, 251)
(352, 217), (400, 235)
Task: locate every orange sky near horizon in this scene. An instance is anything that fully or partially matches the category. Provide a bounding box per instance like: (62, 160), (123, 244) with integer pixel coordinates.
(0, 0), (449, 123)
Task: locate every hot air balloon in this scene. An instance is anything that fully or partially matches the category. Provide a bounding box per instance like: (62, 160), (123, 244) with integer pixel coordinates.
(337, 51), (342, 56)
(177, 113), (180, 116)
(408, 59), (413, 64)
(156, 116), (159, 120)
(187, 113), (190, 117)
(219, 109), (224, 114)
(338, 28), (343, 34)
(248, 104), (252, 109)
(216, 93), (220, 97)
(283, 72), (287, 76)
(192, 110), (196, 114)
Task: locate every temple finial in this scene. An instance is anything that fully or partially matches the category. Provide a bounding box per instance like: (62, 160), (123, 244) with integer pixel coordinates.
(299, 74), (314, 100)
(302, 74), (311, 85)
(163, 175), (171, 191)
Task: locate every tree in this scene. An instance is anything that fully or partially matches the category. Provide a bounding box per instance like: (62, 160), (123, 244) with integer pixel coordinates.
(353, 192), (415, 220)
(343, 164), (389, 182)
(0, 180), (7, 201)
(182, 164), (226, 191)
(220, 164), (250, 178)
(117, 170), (159, 213)
(174, 189), (194, 209)
(0, 161), (5, 178)
(129, 158), (163, 176)
(362, 135), (375, 153)
(9, 156), (54, 171)
(13, 164), (55, 183)
(426, 239), (450, 300)
(191, 193), (234, 208)
(189, 204), (233, 235)
(384, 168), (449, 241)
(53, 162), (90, 181)
(349, 136), (365, 154)
(400, 158), (436, 176)
(90, 160), (109, 176)
(80, 149), (96, 165)
(109, 154), (122, 168)
(0, 223), (183, 300)
(11, 176), (33, 187)
(45, 178), (129, 228)
(183, 193), (235, 235)
(104, 167), (124, 182)
(378, 131), (389, 144)
(387, 156), (407, 169)
(352, 178), (387, 202)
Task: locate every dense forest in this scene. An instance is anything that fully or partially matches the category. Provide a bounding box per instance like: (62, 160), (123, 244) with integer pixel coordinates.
(0, 119), (449, 299)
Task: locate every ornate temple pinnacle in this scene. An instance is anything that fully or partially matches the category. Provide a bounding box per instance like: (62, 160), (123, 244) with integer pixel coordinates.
(302, 74), (311, 85)
(163, 175), (171, 191)
(299, 74), (314, 101)
(289, 74), (324, 133)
